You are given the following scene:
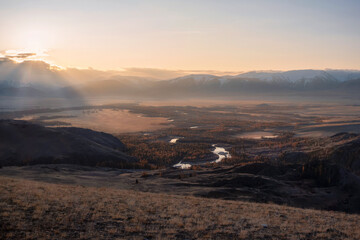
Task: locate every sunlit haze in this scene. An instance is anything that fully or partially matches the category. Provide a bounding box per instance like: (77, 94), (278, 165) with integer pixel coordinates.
(2, 1), (360, 238)
(1, 0), (359, 72)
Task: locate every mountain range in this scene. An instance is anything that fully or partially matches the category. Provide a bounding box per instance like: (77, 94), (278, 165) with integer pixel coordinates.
(1, 59), (360, 99)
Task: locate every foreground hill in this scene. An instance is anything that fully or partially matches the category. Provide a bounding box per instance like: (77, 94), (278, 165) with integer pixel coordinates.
(0, 120), (136, 167)
(1, 160), (359, 214)
(0, 176), (359, 239)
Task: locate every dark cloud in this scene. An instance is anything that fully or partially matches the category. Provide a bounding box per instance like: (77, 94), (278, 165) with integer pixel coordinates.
(0, 50), (48, 64)
(7, 52), (37, 59)
(4, 52), (37, 60)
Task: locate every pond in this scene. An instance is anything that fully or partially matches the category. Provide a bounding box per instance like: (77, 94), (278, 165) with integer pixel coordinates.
(236, 131), (278, 140)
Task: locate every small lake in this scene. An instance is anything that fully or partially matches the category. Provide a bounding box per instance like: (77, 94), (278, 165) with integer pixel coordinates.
(236, 131), (278, 140)
(169, 138), (180, 143)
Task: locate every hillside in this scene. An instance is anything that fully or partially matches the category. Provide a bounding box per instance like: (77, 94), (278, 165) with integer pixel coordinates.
(0, 120), (137, 167)
(1, 176), (359, 239)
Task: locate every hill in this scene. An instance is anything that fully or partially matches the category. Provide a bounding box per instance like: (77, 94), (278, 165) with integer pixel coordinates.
(1, 176), (359, 239)
(0, 120), (137, 167)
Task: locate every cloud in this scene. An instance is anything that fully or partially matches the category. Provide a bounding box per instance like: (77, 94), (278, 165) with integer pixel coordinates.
(0, 49), (49, 63)
(0, 49), (65, 70)
(9, 52), (37, 59)
(0, 50), (241, 79)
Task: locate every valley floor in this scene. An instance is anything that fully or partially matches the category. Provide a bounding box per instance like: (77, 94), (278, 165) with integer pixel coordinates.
(0, 176), (359, 240)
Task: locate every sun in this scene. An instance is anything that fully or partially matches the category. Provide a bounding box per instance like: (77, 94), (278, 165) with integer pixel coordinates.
(12, 23), (57, 51)
(3, 24), (63, 68)
(21, 30), (51, 50)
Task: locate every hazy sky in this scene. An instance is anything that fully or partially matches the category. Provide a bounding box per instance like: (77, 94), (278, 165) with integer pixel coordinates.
(0, 0), (359, 71)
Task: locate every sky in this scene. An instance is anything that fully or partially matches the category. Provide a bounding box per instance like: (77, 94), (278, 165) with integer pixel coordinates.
(0, 0), (359, 72)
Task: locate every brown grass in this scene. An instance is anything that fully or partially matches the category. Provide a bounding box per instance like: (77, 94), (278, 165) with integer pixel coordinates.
(0, 176), (359, 239)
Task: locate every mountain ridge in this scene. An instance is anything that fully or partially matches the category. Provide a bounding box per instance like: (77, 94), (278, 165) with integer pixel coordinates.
(1, 59), (360, 98)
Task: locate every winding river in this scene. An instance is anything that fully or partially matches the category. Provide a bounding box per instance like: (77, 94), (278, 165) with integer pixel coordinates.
(173, 143), (231, 169)
(211, 144), (231, 163)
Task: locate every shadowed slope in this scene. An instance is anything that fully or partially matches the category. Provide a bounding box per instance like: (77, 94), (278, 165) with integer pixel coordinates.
(0, 120), (136, 167)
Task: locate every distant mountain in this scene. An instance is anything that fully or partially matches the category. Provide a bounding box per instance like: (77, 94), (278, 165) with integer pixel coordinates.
(168, 74), (221, 84)
(0, 60), (67, 90)
(0, 59), (156, 98)
(233, 69), (360, 82)
(66, 77), (155, 97)
(0, 87), (45, 97)
(155, 70), (360, 97)
(1, 59), (360, 99)
(0, 120), (137, 168)
(0, 59), (126, 91)
(67, 71), (360, 98)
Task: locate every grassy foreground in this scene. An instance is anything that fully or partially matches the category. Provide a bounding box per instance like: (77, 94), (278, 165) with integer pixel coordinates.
(0, 176), (359, 240)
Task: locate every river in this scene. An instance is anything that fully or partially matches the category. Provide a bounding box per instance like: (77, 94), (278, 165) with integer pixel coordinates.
(173, 143), (231, 169)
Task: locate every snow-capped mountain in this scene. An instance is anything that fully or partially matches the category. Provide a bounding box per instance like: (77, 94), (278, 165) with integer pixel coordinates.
(164, 70), (360, 90)
(1, 59), (360, 99)
(233, 70), (360, 83)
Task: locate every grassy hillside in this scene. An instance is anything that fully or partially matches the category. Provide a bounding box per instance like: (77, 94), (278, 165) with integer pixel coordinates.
(0, 176), (359, 239)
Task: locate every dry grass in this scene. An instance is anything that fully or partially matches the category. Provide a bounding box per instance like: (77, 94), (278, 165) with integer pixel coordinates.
(0, 176), (359, 240)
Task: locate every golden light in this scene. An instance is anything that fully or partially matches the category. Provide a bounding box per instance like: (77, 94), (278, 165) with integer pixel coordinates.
(3, 49), (65, 70)
(5, 24), (65, 69)
(14, 24), (56, 50)
(5, 49), (47, 62)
